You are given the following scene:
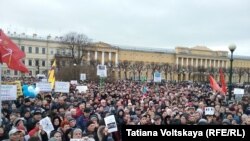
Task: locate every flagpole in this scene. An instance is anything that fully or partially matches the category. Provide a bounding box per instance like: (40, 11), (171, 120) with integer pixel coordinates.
(0, 63), (2, 126)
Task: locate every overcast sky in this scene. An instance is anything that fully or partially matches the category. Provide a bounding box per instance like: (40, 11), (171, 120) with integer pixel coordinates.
(1, 0), (249, 55)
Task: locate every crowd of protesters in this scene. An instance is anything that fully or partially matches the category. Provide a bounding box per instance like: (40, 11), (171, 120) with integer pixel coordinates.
(1, 76), (250, 141)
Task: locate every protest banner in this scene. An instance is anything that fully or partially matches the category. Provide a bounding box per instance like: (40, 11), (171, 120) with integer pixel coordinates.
(1, 85), (17, 101)
(36, 82), (52, 92)
(55, 82), (70, 93)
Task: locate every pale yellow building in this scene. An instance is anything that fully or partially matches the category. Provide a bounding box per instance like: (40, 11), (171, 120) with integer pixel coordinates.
(3, 33), (250, 83)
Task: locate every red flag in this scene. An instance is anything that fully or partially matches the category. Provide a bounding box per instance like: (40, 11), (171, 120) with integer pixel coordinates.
(209, 75), (221, 92)
(0, 29), (29, 73)
(219, 68), (227, 95)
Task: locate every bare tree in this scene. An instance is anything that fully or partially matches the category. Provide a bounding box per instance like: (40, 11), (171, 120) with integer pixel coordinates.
(119, 60), (130, 80)
(105, 60), (116, 82)
(129, 63), (137, 80)
(187, 65), (193, 81)
(161, 63), (170, 81)
(169, 63), (175, 81)
(145, 63), (151, 80)
(150, 62), (160, 79)
(60, 32), (92, 65)
(245, 68), (250, 83)
(134, 61), (144, 81)
(236, 67), (245, 83)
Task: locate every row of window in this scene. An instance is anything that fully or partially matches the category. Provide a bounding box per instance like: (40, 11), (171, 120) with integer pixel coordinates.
(4, 70), (45, 76)
(23, 59), (46, 67)
(20, 46), (73, 56)
(21, 46), (46, 54)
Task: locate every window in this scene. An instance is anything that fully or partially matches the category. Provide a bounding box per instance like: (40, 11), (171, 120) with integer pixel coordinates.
(62, 60), (65, 66)
(7, 70), (10, 75)
(56, 49), (60, 54)
(35, 47), (39, 54)
(29, 71), (32, 76)
(42, 48), (46, 54)
(22, 60), (25, 65)
(29, 47), (32, 53)
(21, 46), (25, 52)
(35, 60), (39, 66)
(42, 60), (45, 67)
(50, 50), (54, 55)
(62, 49), (65, 55)
(29, 60), (32, 66)
(14, 71), (18, 75)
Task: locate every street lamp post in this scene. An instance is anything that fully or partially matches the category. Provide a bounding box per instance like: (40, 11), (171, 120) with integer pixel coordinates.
(228, 44), (236, 101)
(73, 63), (77, 80)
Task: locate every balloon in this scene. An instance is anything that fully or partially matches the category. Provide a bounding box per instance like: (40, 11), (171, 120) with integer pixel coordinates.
(28, 86), (35, 93)
(34, 87), (40, 95)
(23, 85), (37, 98)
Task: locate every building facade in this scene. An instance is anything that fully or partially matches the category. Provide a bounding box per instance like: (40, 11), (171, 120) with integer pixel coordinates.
(3, 33), (250, 83)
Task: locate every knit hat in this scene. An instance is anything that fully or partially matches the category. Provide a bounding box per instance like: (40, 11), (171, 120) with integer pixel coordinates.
(90, 114), (98, 121)
(222, 119), (231, 125)
(198, 119), (207, 125)
(13, 118), (25, 127)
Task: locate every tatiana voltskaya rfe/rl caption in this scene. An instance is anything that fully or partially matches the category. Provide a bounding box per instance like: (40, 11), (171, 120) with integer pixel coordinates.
(125, 128), (245, 138)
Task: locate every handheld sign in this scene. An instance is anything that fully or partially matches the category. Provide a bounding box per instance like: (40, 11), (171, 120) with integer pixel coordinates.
(104, 115), (118, 133)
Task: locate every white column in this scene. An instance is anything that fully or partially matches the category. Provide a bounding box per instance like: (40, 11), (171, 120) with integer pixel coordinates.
(191, 58), (193, 66)
(213, 60), (216, 68)
(115, 53), (118, 66)
(95, 51), (97, 60)
(209, 59), (212, 67)
(186, 58), (188, 66)
(176, 57), (179, 66)
(196, 58), (198, 67)
(181, 57), (184, 66)
(205, 59), (207, 68)
(87, 51), (90, 61)
(101, 51), (105, 65)
(200, 59), (203, 66)
(109, 52), (112, 61)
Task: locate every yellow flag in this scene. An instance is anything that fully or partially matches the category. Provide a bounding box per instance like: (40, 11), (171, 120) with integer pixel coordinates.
(48, 60), (56, 88)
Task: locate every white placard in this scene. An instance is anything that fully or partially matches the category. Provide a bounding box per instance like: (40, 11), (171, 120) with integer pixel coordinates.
(55, 82), (70, 93)
(1, 85), (17, 101)
(234, 88), (244, 95)
(70, 80), (78, 85)
(36, 83), (52, 92)
(104, 115), (117, 133)
(205, 107), (215, 115)
(80, 73), (86, 81)
(70, 139), (85, 141)
(39, 117), (54, 136)
(76, 86), (88, 93)
(97, 65), (107, 77)
(41, 79), (48, 82)
(154, 71), (161, 82)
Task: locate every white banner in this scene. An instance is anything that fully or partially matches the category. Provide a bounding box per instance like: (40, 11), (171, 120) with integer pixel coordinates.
(70, 80), (78, 85)
(154, 71), (161, 82)
(97, 65), (107, 77)
(234, 88), (244, 95)
(80, 73), (86, 81)
(55, 82), (70, 93)
(39, 117), (54, 136)
(104, 115), (117, 133)
(1, 85), (17, 101)
(36, 82), (52, 92)
(205, 107), (215, 115)
(76, 86), (88, 93)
